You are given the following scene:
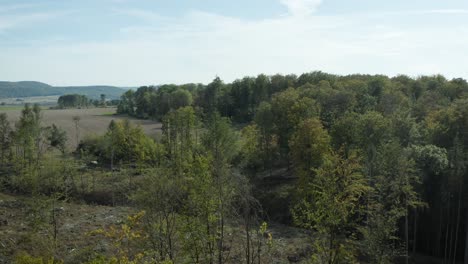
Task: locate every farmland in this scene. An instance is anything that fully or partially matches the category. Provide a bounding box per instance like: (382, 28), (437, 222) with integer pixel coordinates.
(0, 107), (162, 148)
(0, 95), (59, 106)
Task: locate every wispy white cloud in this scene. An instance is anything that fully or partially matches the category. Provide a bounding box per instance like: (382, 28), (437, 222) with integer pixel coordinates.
(0, 3), (39, 13)
(0, 8), (74, 33)
(0, 13), (55, 32)
(0, 0), (467, 85)
(112, 8), (169, 22)
(372, 9), (468, 17)
(280, 0), (323, 16)
(416, 9), (468, 14)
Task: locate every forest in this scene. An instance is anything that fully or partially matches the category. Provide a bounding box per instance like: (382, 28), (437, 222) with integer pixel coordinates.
(55, 94), (118, 109)
(1, 71), (468, 264)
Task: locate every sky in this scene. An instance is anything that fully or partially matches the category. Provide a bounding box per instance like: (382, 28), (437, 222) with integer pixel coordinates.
(0, 0), (467, 86)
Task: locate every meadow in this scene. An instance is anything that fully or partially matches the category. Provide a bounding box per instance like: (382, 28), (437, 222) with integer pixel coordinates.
(0, 95), (59, 106)
(0, 107), (162, 148)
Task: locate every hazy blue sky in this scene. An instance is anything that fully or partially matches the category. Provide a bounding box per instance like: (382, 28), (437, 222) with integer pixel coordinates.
(0, 0), (467, 86)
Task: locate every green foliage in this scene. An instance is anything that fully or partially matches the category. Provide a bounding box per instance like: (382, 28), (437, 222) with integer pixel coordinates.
(57, 94), (89, 109)
(0, 112), (12, 168)
(5, 71), (468, 263)
(78, 119), (164, 166)
(131, 170), (184, 262)
(162, 106), (198, 172)
(13, 104), (43, 166)
(201, 112), (240, 164)
(270, 88), (318, 160)
(252, 102), (278, 172)
(363, 142), (425, 263)
(117, 90), (135, 115)
(289, 118), (331, 180)
(14, 253), (62, 264)
(47, 124), (67, 154)
(119, 84), (197, 119)
(292, 151), (370, 264)
(90, 211), (149, 263)
(239, 124), (262, 169)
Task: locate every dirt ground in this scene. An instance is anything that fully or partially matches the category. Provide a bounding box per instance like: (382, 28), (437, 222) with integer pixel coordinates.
(0, 192), (312, 264)
(0, 107), (162, 148)
(0, 192), (134, 263)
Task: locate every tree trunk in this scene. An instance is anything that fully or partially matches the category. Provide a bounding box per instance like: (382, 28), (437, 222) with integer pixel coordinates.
(406, 202), (409, 264)
(453, 185), (463, 264)
(413, 208), (418, 255)
(449, 222), (454, 264)
(437, 206), (443, 257)
(463, 207), (468, 264)
(111, 146), (115, 207)
(445, 196), (451, 264)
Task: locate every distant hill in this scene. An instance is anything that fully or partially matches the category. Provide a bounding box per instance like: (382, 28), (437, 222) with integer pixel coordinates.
(0, 81), (128, 99)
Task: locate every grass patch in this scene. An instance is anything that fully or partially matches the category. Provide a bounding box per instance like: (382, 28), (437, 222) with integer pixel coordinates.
(0, 105), (26, 111)
(100, 111), (116, 116)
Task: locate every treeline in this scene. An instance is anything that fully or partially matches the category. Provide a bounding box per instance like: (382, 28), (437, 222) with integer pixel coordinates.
(117, 84), (195, 119)
(115, 72), (468, 263)
(0, 81), (126, 99)
(56, 93), (119, 109)
(57, 94), (90, 108)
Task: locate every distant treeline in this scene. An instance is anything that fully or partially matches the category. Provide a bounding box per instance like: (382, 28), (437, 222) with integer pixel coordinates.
(56, 94), (119, 109)
(0, 81), (127, 99)
(57, 94), (90, 108)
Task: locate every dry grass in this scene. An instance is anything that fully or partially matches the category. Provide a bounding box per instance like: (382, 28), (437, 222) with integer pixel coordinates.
(0, 191), (312, 263)
(1, 107), (162, 148)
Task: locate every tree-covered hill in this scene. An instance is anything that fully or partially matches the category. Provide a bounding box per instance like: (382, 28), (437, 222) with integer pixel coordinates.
(0, 81), (128, 99)
(3, 71), (468, 263)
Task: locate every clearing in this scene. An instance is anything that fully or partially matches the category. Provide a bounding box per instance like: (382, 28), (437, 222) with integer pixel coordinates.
(0, 107), (162, 148)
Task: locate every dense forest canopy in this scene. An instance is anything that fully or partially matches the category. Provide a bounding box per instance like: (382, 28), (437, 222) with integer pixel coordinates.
(2, 71), (468, 263)
(114, 71), (468, 263)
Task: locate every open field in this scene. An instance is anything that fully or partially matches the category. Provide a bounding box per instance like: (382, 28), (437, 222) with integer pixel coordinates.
(0, 105), (25, 111)
(0, 95), (59, 106)
(0, 107), (162, 148)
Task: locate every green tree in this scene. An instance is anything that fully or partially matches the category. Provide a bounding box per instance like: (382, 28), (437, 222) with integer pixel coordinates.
(170, 89), (193, 110)
(289, 118), (331, 181)
(100, 94), (106, 107)
(13, 104), (43, 167)
(117, 90), (135, 115)
(239, 124), (262, 170)
(254, 102), (277, 173)
(0, 113), (11, 167)
(162, 106), (198, 174)
(364, 143), (424, 264)
(201, 112), (239, 264)
(57, 94), (89, 109)
(292, 151), (370, 264)
(131, 169), (185, 262)
(270, 88), (318, 165)
(47, 124), (67, 154)
(182, 155), (219, 263)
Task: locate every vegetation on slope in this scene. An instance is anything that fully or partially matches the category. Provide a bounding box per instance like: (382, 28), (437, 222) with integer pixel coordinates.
(0, 81), (127, 99)
(1, 70), (468, 263)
